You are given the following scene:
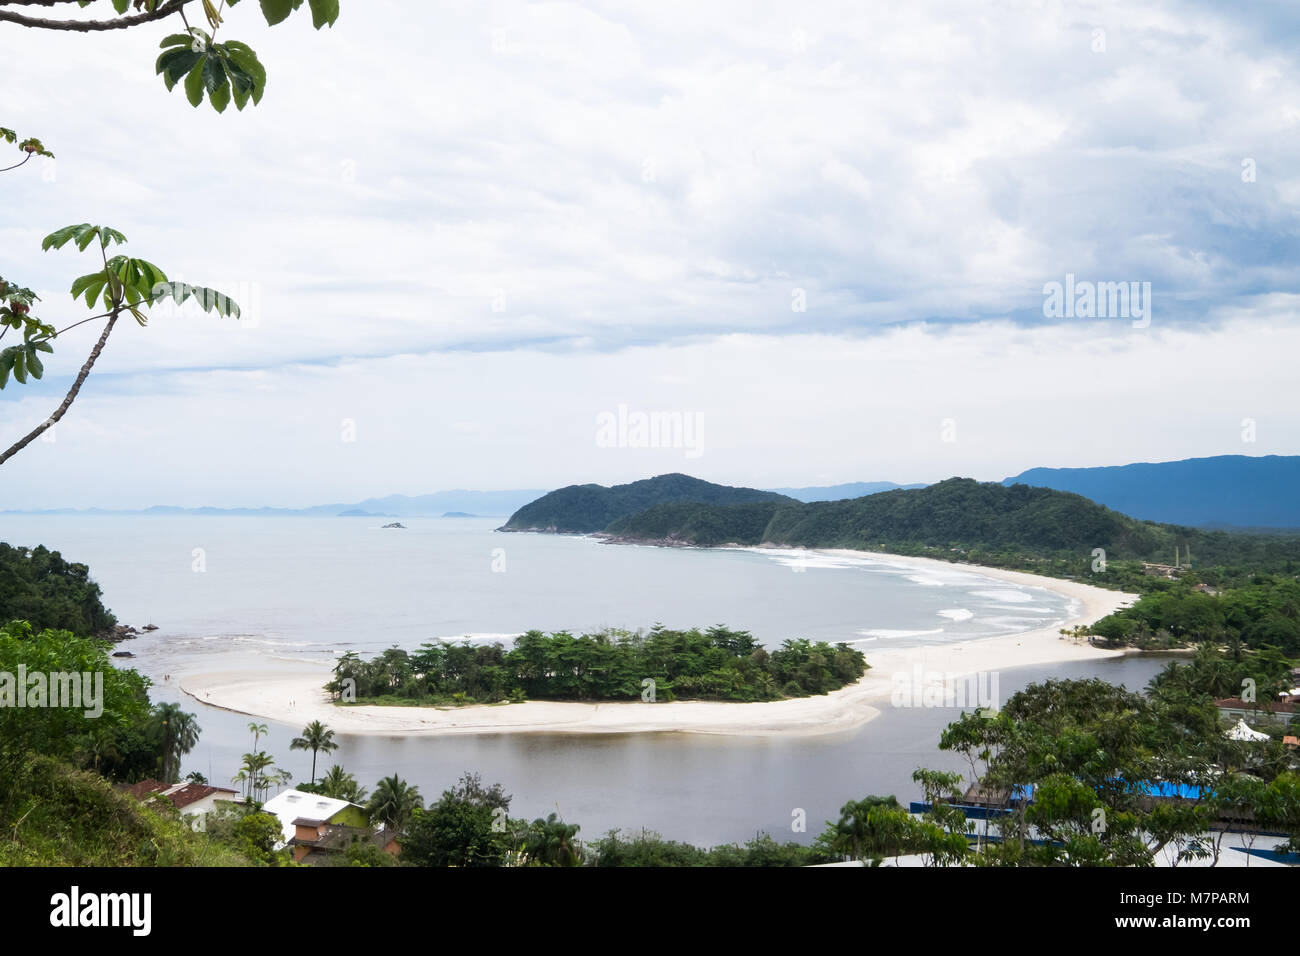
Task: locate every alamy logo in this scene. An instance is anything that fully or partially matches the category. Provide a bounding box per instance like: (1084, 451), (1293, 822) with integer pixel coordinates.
(50, 886), (151, 936)
(0, 666), (103, 718)
(595, 404), (704, 459)
(1042, 273), (1152, 328)
(890, 665), (1000, 713)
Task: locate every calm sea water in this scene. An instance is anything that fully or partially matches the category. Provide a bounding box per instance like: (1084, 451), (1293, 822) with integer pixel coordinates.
(0, 514), (1163, 846)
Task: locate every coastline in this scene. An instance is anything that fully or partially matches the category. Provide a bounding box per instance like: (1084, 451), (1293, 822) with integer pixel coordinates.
(180, 548), (1138, 738)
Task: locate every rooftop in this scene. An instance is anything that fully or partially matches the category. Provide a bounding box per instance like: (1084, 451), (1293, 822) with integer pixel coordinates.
(121, 779), (239, 810)
(263, 789), (365, 847)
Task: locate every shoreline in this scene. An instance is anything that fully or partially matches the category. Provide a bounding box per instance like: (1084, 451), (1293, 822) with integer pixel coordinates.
(179, 547), (1138, 738)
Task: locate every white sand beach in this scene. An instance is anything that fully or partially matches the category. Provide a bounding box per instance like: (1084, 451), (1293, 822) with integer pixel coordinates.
(180, 549), (1137, 738)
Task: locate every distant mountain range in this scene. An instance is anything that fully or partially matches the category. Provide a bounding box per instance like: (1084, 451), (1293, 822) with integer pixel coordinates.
(5, 489), (548, 518)
(1002, 455), (1300, 528)
(7, 455), (1296, 528)
(769, 481), (927, 502)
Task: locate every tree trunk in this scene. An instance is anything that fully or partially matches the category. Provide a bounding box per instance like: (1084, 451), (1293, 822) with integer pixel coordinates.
(0, 309), (120, 466)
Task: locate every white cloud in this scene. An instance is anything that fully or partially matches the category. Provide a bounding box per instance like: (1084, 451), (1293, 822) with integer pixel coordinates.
(2, 317), (1295, 508)
(1, 0), (1297, 505)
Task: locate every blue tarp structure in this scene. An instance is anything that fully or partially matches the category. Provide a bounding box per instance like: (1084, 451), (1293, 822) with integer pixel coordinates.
(1132, 780), (1205, 800)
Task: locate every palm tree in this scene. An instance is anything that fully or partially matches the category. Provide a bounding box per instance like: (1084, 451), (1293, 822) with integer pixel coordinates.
(319, 764), (368, 804)
(521, 813), (582, 866)
(290, 720), (338, 786)
(151, 703), (201, 783)
(265, 765), (294, 798)
(247, 722), (269, 752)
(368, 774), (421, 832)
(85, 726), (121, 775)
(829, 796), (910, 862)
(236, 751), (275, 801)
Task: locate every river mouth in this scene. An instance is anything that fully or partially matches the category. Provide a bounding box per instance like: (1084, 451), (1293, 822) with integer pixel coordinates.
(1, 513), (1138, 845)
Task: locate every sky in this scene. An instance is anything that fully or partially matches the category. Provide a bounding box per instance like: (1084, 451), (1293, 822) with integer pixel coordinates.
(1, 0), (1298, 508)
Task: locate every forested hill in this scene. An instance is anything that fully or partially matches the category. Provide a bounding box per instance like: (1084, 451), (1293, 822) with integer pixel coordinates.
(602, 478), (1300, 570)
(0, 543), (117, 637)
(499, 474), (795, 534)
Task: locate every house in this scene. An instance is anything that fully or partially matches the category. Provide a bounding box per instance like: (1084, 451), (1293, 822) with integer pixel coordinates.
(1141, 562), (1183, 579)
(1214, 697), (1297, 728)
(261, 789), (392, 864)
(122, 779), (240, 831)
(287, 821), (401, 866)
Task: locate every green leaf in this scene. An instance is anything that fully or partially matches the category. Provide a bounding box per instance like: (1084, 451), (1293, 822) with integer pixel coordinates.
(202, 52), (227, 92)
(159, 32), (197, 49)
(209, 75), (232, 113)
(25, 348), (43, 379)
(157, 48), (203, 90)
(0, 348), (14, 389)
(307, 0), (339, 28)
(184, 59), (207, 108)
(147, 282), (241, 319)
(42, 224), (90, 251)
(223, 41), (267, 105)
(227, 61), (256, 109)
(69, 272), (102, 300)
(13, 349), (26, 385)
(259, 0), (295, 26)
(82, 276), (107, 310)
(201, 55), (231, 112)
(134, 258), (167, 292)
(112, 0), (130, 13)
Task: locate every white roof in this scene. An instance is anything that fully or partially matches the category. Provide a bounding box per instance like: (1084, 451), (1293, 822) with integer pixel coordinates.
(261, 789), (360, 848)
(1225, 719), (1270, 742)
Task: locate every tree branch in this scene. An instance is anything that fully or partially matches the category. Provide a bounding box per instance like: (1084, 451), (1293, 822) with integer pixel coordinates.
(0, 153), (32, 173)
(0, 306), (121, 467)
(55, 311), (114, 335)
(0, 0), (191, 31)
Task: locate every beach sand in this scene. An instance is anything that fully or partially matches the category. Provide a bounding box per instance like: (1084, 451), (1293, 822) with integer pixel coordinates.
(180, 549), (1138, 737)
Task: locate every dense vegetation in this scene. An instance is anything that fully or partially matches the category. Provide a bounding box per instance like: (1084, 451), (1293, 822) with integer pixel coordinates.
(0, 542), (116, 636)
(0, 619), (269, 865)
(605, 500), (784, 546)
(1147, 643), (1297, 728)
(329, 624), (867, 704)
(500, 473), (794, 534)
(602, 478), (1300, 576)
(0, 754), (251, 867)
(921, 677), (1300, 865)
(1091, 574), (1300, 653)
(397, 771), (963, 867)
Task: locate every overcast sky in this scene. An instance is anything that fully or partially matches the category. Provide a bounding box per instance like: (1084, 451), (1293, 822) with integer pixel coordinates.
(1, 0), (1297, 508)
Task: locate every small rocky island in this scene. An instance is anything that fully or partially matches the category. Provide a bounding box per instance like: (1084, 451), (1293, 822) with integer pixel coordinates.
(382, 522), (407, 529)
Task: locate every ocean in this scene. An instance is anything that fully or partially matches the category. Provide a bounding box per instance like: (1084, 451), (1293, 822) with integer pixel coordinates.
(0, 514), (1164, 845)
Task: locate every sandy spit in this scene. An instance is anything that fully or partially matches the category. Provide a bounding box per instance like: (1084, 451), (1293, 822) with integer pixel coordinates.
(180, 549), (1137, 738)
